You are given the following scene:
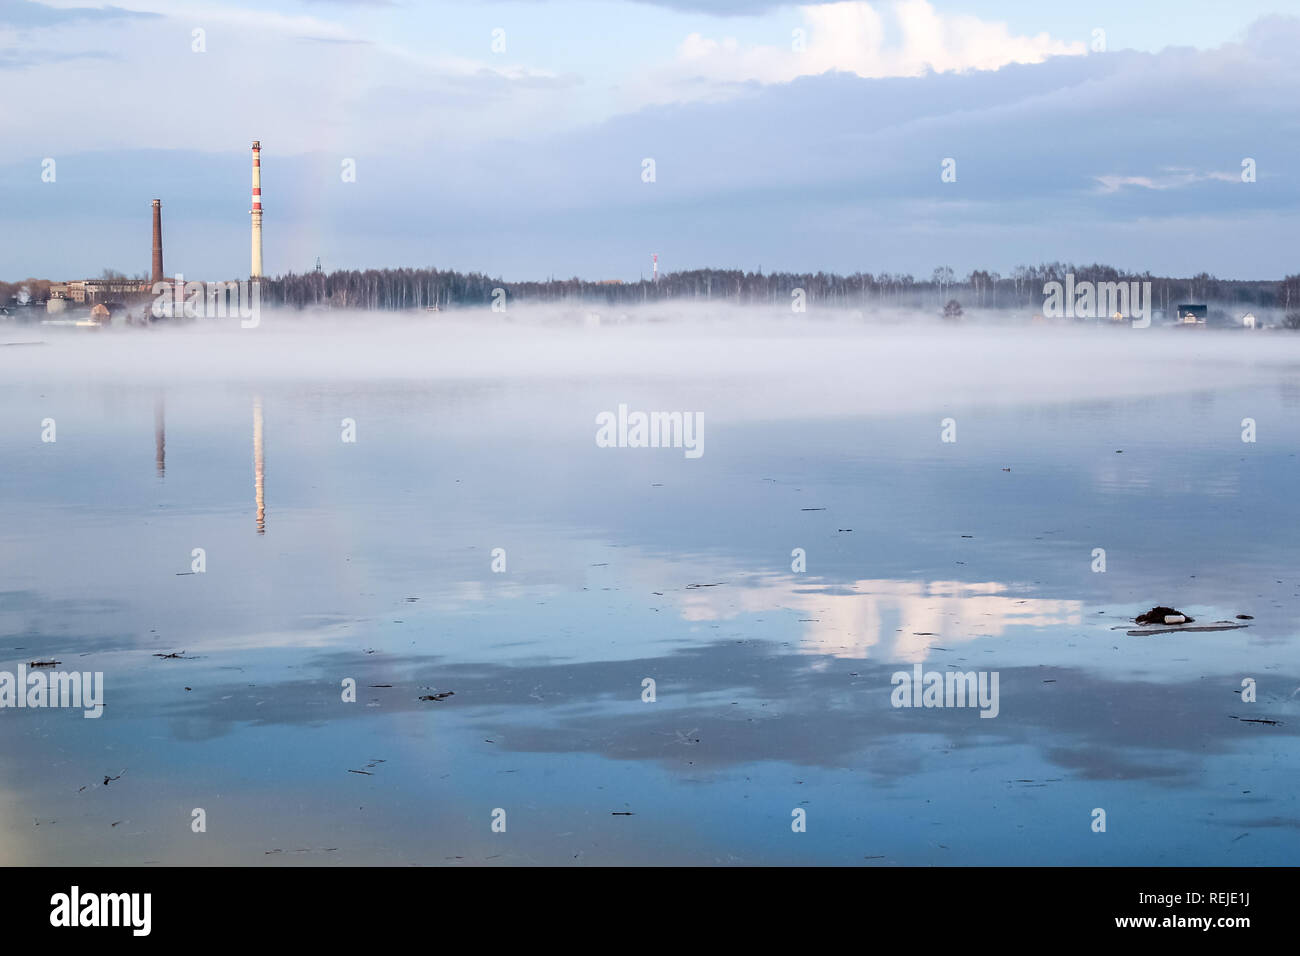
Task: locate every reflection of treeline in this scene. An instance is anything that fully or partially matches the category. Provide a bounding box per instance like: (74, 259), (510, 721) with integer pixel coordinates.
(257, 265), (1300, 314)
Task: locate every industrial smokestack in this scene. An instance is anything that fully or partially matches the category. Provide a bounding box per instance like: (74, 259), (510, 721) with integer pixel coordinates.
(250, 140), (263, 279)
(151, 200), (164, 284)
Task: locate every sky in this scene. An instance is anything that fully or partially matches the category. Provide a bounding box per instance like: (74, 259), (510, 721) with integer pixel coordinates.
(1, 0), (1297, 281)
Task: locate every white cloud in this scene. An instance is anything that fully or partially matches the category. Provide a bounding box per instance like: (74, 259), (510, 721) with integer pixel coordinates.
(1094, 168), (1241, 193)
(651, 0), (1085, 100)
(670, 0), (1086, 85)
(0, 0), (583, 155)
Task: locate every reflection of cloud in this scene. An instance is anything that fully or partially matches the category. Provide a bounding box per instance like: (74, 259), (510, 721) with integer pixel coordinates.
(676, 575), (1082, 661)
(6, 640), (1296, 863)
(155, 644), (1300, 785)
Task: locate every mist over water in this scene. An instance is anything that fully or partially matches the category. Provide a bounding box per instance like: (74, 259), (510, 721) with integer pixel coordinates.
(2, 309), (1298, 864)
(4, 306), (1294, 406)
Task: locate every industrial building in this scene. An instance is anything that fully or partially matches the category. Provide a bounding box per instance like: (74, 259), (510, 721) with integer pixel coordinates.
(45, 138), (264, 320)
(48, 277), (147, 305)
(46, 196), (163, 312)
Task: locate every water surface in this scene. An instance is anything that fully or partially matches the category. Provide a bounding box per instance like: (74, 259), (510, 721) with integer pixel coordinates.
(2, 317), (1297, 865)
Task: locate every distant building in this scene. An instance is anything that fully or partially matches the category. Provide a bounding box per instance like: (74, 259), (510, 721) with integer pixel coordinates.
(85, 278), (147, 302)
(1175, 304), (1207, 325)
(1241, 312), (1258, 329)
(50, 278), (147, 304)
(90, 302), (130, 326)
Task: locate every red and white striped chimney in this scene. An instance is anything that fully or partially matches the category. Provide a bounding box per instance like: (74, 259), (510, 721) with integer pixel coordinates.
(250, 141), (263, 279)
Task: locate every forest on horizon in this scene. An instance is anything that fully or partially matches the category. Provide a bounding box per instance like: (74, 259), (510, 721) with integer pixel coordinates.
(6, 265), (1300, 322)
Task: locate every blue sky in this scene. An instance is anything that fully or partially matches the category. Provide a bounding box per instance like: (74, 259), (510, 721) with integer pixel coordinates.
(1, 0), (1297, 280)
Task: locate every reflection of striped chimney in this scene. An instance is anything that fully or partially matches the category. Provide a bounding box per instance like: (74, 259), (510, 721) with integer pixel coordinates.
(151, 200), (164, 284)
(250, 141), (263, 279)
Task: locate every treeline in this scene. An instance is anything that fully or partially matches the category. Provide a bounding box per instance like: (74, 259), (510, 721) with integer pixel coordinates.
(0, 278), (52, 304)
(7, 265), (1298, 315)
(259, 264), (1299, 314)
(0, 270), (138, 307)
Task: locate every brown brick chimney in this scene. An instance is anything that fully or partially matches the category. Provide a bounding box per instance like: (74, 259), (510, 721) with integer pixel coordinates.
(151, 200), (164, 284)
